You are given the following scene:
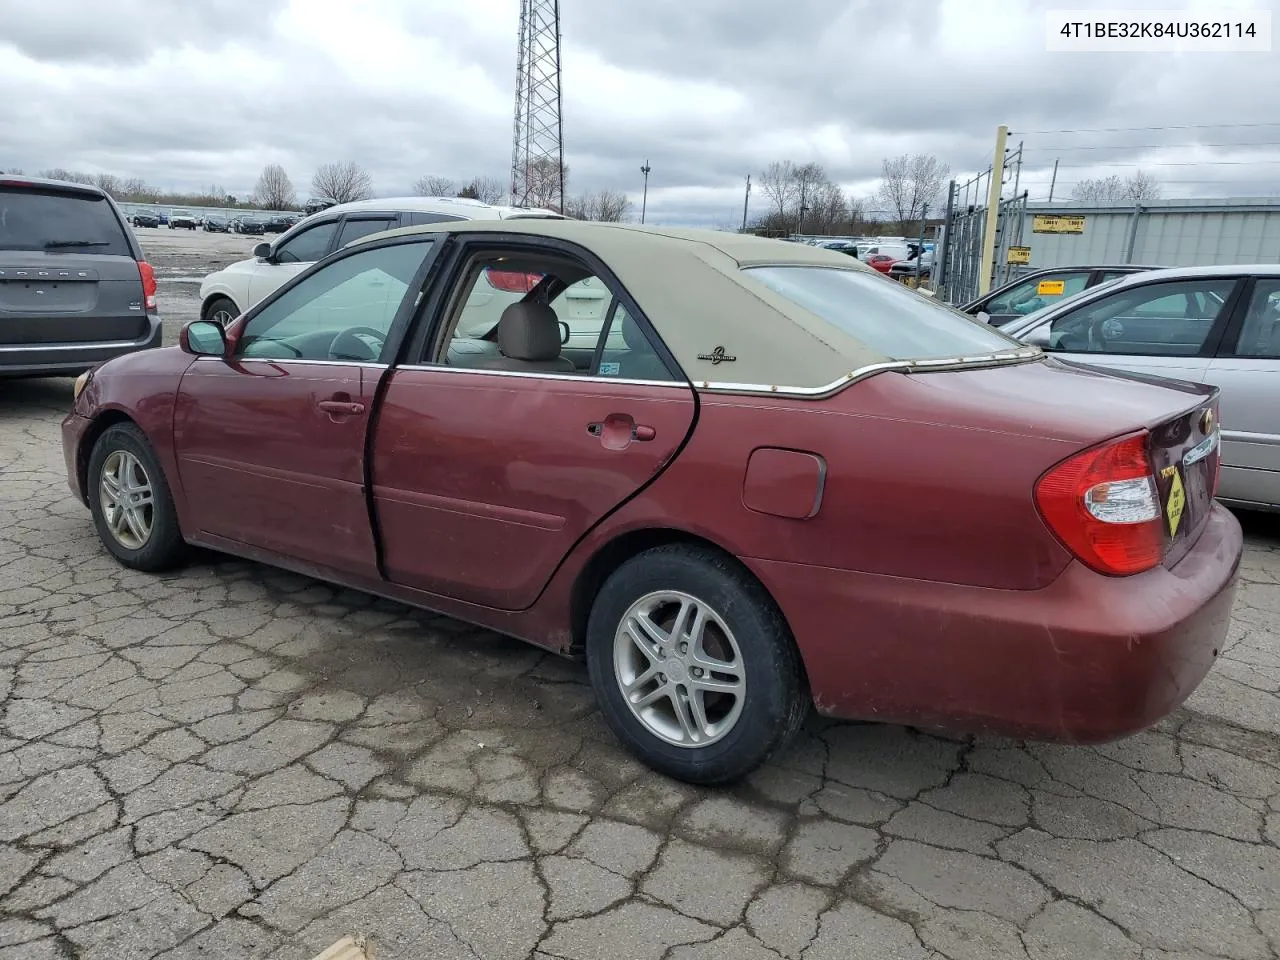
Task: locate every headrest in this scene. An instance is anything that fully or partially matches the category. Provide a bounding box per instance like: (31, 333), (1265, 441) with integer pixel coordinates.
(620, 312), (646, 351)
(497, 302), (562, 361)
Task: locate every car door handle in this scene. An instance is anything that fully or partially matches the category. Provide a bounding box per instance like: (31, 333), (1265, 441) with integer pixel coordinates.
(588, 417), (656, 444)
(317, 400), (365, 415)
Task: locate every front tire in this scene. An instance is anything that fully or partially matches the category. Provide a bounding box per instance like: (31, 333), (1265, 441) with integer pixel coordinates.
(586, 545), (808, 785)
(204, 296), (239, 328)
(87, 423), (187, 572)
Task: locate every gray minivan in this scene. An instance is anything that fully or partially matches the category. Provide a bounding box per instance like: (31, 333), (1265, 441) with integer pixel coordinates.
(1, 175), (161, 378)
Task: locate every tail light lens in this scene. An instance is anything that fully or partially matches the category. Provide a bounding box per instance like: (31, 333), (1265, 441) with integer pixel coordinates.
(138, 260), (158, 311)
(1035, 432), (1164, 576)
(485, 268), (543, 293)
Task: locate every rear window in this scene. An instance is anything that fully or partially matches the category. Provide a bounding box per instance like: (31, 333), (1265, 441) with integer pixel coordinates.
(0, 187), (131, 256)
(744, 265), (1019, 361)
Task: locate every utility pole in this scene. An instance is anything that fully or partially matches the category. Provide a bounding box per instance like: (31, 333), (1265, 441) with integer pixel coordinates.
(640, 160), (651, 224)
(977, 124), (1009, 296)
(1048, 158), (1060, 202)
(1011, 140), (1024, 199)
(741, 174), (751, 232)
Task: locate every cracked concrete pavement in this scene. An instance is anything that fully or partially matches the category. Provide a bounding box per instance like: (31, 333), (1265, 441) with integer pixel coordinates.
(2, 239), (1279, 959)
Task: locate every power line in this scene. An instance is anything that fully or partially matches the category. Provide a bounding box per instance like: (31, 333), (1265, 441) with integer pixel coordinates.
(1032, 141), (1280, 152)
(1013, 122), (1280, 135)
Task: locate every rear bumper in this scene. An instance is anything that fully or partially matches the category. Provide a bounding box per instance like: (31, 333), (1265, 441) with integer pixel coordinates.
(748, 503), (1243, 742)
(0, 315), (162, 378)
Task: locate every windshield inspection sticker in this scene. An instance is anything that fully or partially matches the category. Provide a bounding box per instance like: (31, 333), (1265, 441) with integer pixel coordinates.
(599, 362), (620, 375)
(1161, 464), (1186, 536)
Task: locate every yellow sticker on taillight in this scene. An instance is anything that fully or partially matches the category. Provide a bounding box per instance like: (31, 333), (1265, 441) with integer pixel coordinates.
(1160, 464), (1186, 536)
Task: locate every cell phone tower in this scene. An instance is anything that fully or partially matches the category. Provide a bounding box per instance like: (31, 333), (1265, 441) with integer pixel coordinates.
(510, 0), (565, 213)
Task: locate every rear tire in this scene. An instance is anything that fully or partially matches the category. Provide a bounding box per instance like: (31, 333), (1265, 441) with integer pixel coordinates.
(585, 544), (808, 785)
(204, 296), (239, 328)
(87, 423), (187, 572)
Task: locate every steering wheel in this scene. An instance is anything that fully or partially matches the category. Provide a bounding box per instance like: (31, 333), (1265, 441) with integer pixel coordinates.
(327, 326), (387, 362)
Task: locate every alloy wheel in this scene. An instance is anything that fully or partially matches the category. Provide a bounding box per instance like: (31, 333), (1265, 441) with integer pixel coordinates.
(612, 590), (746, 747)
(98, 450), (154, 550)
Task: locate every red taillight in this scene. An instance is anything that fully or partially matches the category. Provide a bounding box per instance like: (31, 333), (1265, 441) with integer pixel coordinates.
(1035, 432), (1164, 576)
(138, 260), (157, 311)
(485, 268), (543, 293)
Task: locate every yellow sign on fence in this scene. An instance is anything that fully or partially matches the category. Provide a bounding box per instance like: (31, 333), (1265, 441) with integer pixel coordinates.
(1037, 280), (1066, 296)
(1033, 215), (1086, 234)
(1007, 245), (1031, 265)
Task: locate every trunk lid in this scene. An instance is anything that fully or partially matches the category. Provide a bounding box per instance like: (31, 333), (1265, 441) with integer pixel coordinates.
(1148, 392), (1221, 567)
(0, 251), (149, 345)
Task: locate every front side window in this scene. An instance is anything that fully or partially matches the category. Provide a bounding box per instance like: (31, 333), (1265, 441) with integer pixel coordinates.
(744, 265), (1018, 362)
(1045, 279), (1235, 355)
(274, 220), (339, 264)
(986, 271), (1090, 316)
(1233, 279), (1280, 359)
(238, 240), (431, 361)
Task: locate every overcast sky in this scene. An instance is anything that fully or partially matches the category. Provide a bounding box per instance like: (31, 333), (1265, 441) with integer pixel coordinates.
(2, 0), (1278, 226)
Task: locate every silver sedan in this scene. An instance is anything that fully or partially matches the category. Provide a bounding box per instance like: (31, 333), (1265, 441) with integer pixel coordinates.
(999, 264), (1280, 512)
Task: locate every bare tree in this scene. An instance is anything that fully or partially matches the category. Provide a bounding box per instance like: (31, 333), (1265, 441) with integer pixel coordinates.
(759, 161), (799, 218)
(461, 176), (506, 205)
(40, 168), (94, 184)
(253, 164), (297, 210)
(92, 173), (122, 198)
(1070, 171), (1160, 202)
(1123, 170), (1162, 201)
(792, 162), (828, 232)
(311, 161), (373, 204)
(3, 168), (22, 174)
(518, 157), (567, 210)
(806, 180), (849, 234)
(1070, 174), (1125, 202)
(564, 188), (632, 222)
(412, 174), (455, 197)
(877, 154), (950, 234)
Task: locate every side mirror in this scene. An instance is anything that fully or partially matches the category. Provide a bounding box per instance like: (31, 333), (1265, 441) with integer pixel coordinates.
(253, 242), (272, 260)
(180, 320), (228, 357)
(976, 310), (991, 324)
(1023, 326), (1053, 349)
(558, 320), (570, 345)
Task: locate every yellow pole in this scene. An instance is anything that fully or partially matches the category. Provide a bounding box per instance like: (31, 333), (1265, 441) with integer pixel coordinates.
(977, 124), (1009, 295)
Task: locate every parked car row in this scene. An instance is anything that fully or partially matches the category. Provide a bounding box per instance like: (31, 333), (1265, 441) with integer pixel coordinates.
(197, 196), (563, 327)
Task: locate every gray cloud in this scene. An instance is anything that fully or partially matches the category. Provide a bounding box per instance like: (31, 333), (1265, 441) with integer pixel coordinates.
(1, 0), (1277, 226)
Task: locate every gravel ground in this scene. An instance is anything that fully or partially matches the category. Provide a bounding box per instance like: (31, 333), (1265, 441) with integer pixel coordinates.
(1, 229), (1278, 959)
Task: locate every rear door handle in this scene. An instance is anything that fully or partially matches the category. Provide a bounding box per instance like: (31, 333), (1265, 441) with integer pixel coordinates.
(633, 424), (656, 441)
(317, 400), (365, 415)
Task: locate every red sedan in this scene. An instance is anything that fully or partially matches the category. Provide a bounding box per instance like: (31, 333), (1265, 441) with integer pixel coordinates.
(862, 252), (900, 273)
(62, 220), (1243, 784)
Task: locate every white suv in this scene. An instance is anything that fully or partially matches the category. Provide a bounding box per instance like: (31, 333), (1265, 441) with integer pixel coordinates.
(197, 196), (563, 326)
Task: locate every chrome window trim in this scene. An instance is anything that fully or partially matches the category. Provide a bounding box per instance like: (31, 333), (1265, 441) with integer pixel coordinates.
(193, 356), (388, 369)
(391, 347), (1041, 396)
(393, 364), (688, 388)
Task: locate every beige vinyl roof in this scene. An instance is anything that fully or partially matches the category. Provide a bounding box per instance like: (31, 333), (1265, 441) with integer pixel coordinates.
(356, 219), (905, 391)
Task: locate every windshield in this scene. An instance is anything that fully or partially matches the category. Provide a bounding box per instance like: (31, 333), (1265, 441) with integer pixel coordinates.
(0, 186), (131, 255)
(995, 276), (1126, 332)
(744, 265), (1021, 362)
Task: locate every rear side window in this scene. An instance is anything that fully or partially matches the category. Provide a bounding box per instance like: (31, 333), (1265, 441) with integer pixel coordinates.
(406, 212), (467, 226)
(744, 266), (1018, 361)
(337, 217), (397, 247)
(0, 187), (131, 256)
